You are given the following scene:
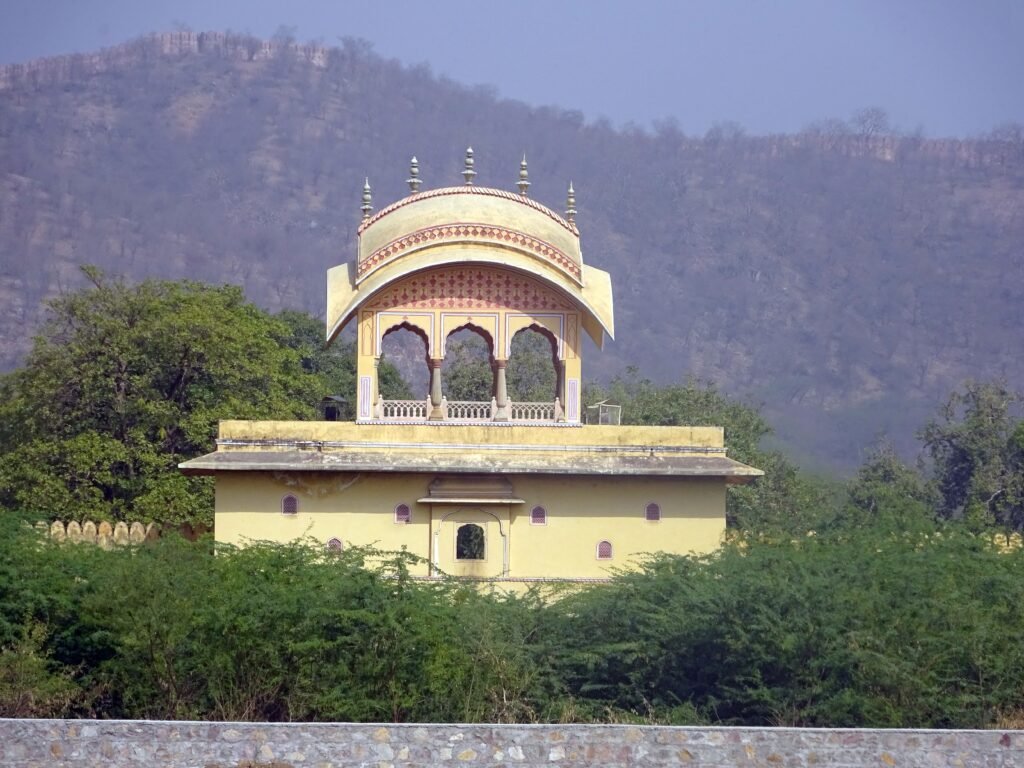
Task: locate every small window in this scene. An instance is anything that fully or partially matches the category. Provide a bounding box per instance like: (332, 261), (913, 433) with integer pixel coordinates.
(395, 503), (411, 524)
(596, 540), (613, 560)
(281, 494), (298, 515)
(456, 523), (485, 560)
(530, 506), (547, 525)
(645, 502), (661, 522)
(326, 537), (343, 553)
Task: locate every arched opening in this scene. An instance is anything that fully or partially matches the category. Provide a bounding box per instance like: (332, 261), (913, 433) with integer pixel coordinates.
(326, 537), (343, 553)
(394, 503), (411, 524)
(596, 540), (613, 560)
(442, 326), (494, 402)
(456, 523), (486, 560)
(379, 323), (427, 399)
(281, 494), (298, 515)
(508, 326), (559, 402)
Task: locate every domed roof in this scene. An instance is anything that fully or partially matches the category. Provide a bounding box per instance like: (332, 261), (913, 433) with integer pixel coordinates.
(327, 179), (614, 348)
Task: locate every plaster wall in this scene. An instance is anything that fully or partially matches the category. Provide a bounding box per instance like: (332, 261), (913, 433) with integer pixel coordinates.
(215, 421), (725, 449)
(214, 472), (726, 581)
(3, 720), (1021, 768)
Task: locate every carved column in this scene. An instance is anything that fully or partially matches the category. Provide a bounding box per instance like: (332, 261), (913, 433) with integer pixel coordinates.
(494, 360), (510, 421)
(555, 359), (566, 407)
(428, 358), (444, 420)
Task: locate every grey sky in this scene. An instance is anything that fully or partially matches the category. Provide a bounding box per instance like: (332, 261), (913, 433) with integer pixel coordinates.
(2, 0), (1022, 137)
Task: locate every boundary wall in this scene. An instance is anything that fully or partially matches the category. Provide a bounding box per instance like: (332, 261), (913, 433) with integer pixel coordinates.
(2, 720), (1023, 767)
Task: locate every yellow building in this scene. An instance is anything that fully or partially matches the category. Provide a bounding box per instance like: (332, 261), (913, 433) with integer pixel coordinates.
(181, 150), (762, 585)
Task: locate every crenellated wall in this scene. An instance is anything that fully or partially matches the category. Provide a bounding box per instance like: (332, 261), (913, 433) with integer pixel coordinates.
(1, 720), (1022, 767)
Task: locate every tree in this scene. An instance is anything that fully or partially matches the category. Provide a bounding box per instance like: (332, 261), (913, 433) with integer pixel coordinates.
(442, 334), (493, 402)
(851, 107), (891, 139)
(841, 441), (933, 529)
(585, 372), (833, 532)
(275, 310), (411, 417)
(0, 269), (325, 526)
(507, 330), (557, 402)
(919, 380), (1024, 530)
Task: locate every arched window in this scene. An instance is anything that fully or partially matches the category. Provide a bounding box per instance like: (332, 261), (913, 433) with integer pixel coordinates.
(456, 523), (485, 560)
(281, 494), (298, 515)
(326, 537), (343, 553)
(395, 503), (411, 524)
(645, 502), (661, 522)
(596, 540), (613, 560)
(530, 506), (547, 525)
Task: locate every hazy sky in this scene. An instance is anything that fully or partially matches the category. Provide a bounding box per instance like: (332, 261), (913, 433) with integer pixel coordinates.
(2, 0), (1022, 137)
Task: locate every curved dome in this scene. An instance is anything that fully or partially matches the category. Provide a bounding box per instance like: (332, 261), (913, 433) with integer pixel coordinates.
(327, 185), (614, 347)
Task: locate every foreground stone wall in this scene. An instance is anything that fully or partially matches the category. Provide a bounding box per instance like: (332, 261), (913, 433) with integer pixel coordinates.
(1, 720), (1021, 768)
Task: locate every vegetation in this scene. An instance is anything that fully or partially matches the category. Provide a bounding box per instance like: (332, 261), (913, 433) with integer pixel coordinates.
(586, 372), (835, 532)
(0, 272), (1019, 726)
(3, 512), (1024, 727)
(2, 32), (1023, 468)
(0, 270), (407, 526)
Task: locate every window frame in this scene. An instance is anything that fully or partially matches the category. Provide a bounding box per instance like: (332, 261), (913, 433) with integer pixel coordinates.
(645, 501), (662, 522)
(530, 505), (547, 526)
(455, 522), (487, 561)
(394, 503), (412, 524)
(281, 494), (299, 515)
(596, 540), (613, 560)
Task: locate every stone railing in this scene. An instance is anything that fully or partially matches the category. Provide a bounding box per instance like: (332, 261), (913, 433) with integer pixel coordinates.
(445, 399), (495, 420)
(374, 398), (565, 423)
(376, 397), (430, 420)
(511, 399), (562, 422)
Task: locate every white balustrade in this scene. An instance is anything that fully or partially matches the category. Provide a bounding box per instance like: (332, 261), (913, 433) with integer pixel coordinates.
(446, 400), (493, 420)
(510, 401), (556, 421)
(379, 398), (429, 419)
(375, 398), (560, 423)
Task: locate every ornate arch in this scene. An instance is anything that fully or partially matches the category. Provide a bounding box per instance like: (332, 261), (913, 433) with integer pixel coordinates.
(377, 315), (433, 359)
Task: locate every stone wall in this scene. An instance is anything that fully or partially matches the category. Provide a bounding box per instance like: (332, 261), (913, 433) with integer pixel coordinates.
(1, 720), (1021, 768)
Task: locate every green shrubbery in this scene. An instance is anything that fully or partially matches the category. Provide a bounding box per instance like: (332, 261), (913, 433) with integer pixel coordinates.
(3, 512), (1024, 727)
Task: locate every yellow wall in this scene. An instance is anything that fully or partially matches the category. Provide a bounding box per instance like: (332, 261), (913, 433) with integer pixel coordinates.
(214, 471), (726, 581)
(216, 420), (725, 449)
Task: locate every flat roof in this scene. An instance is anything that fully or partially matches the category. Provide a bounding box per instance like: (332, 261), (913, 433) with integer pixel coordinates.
(179, 447), (763, 483)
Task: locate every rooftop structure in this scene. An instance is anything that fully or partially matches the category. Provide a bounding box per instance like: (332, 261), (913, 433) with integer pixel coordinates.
(181, 150), (762, 585)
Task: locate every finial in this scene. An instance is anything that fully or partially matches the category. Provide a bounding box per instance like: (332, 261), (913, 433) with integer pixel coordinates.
(462, 146), (476, 185)
(517, 154), (530, 196)
(361, 178), (373, 221)
(566, 181), (576, 223)
(407, 156), (421, 193)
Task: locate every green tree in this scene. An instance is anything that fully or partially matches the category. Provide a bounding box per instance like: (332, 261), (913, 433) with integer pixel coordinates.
(586, 371), (832, 532)
(442, 335), (493, 402)
(275, 310), (412, 417)
(919, 380), (1024, 530)
(840, 441), (933, 529)
(507, 330), (557, 402)
(0, 269), (324, 526)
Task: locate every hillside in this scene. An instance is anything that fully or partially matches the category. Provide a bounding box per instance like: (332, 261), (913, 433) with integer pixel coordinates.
(1, 32), (1022, 469)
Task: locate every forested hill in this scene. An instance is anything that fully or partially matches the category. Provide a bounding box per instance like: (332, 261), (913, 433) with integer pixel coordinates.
(1, 31), (1022, 469)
